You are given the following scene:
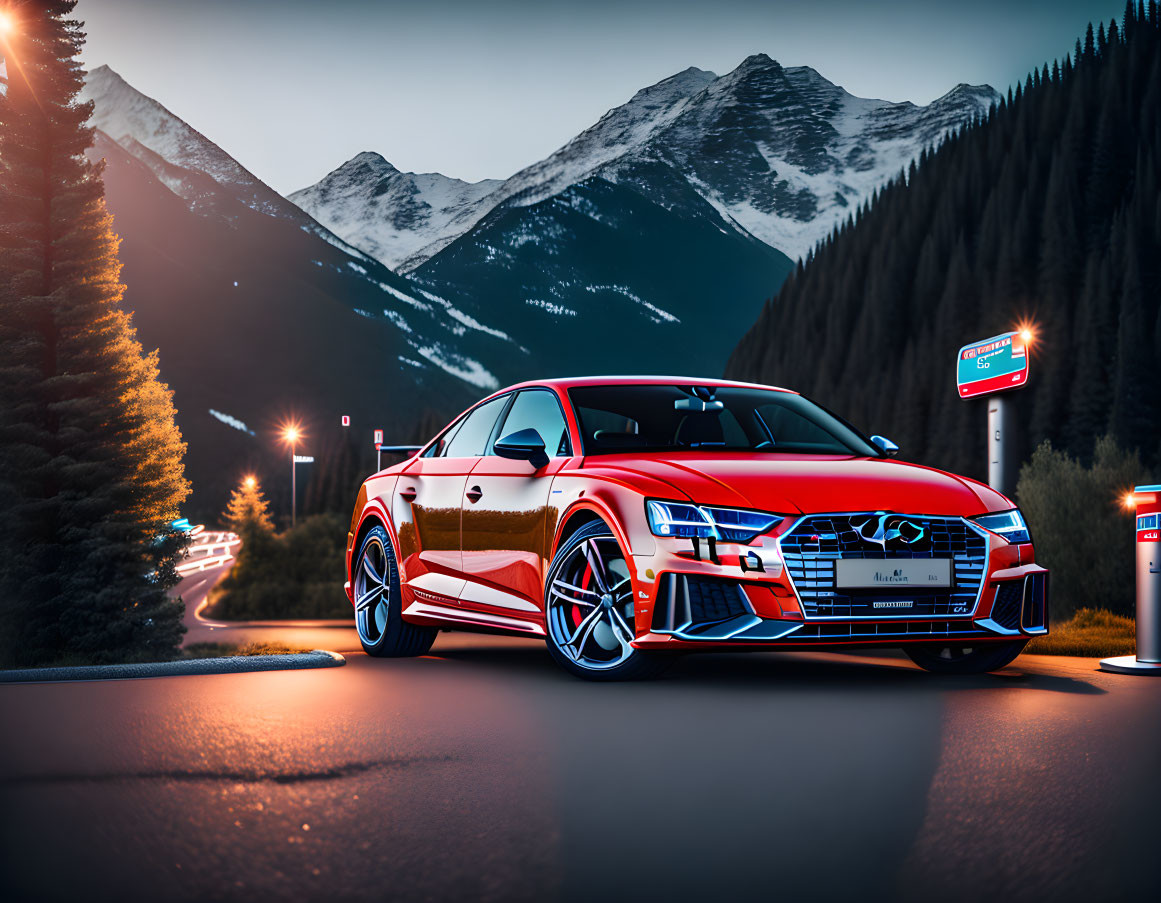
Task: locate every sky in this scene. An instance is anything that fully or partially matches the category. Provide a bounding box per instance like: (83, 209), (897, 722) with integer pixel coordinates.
(78, 0), (1129, 194)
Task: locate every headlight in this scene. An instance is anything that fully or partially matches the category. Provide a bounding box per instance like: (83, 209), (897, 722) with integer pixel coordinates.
(646, 500), (783, 543)
(970, 508), (1031, 544)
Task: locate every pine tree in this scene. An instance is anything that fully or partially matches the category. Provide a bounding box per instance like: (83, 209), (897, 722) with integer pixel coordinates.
(0, 1), (190, 666)
(727, 14), (1161, 480)
(222, 476), (275, 540)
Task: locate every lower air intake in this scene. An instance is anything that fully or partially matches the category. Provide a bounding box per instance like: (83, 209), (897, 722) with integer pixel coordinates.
(652, 575), (751, 631)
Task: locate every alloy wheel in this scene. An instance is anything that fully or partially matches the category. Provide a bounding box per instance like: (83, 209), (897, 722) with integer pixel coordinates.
(354, 535), (392, 645)
(546, 535), (636, 671)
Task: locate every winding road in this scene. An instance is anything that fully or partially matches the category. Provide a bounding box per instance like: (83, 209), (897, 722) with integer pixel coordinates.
(1, 558), (1159, 902)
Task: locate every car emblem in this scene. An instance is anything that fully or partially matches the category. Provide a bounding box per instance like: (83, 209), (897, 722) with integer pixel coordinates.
(854, 514), (925, 549)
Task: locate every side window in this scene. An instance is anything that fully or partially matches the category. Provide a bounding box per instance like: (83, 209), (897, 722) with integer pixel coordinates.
(423, 418), (464, 457)
(494, 389), (571, 456)
(442, 395), (509, 458)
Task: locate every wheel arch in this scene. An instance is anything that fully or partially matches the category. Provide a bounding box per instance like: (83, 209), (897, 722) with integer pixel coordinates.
(351, 501), (399, 581)
(551, 498), (633, 562)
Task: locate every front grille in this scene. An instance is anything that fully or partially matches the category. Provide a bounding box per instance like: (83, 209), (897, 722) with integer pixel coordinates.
(780, 514), (987, 619)
(991, 581), (1023, 630)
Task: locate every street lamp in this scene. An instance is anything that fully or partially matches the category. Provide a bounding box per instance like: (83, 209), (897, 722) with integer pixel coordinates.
(281, 423), (302, 527)
(243, 475), (257, 490)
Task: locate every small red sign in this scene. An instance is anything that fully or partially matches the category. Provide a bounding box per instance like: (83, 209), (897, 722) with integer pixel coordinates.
(375, 442), (382, 452)
(341, 415), (350, 427)
(373, 429), (383, 445)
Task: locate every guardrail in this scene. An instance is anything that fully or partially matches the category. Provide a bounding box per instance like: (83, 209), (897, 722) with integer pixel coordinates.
(175, 527), (241, 576)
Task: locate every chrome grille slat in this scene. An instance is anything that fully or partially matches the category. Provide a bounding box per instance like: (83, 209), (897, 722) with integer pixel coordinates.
(779, 513), (989, 620)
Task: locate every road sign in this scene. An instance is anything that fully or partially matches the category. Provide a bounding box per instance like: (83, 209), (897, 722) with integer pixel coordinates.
(375, 442), (382, 451)
(956, 331), (1029, 399)
(293, 455), (315, 464)
(373, 429), (383, 444)
(341, 415), (350, 427)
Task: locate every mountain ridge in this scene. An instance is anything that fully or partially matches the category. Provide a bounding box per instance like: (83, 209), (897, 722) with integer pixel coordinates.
(290, 55), (997, 268)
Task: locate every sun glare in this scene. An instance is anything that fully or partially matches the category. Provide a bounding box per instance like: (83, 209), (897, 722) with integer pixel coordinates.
(0, 12), (14, 36)
(243, 475), (257, 490)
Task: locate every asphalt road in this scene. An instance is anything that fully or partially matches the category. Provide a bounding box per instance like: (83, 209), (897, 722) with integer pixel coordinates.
(2, 568), (1160, 902)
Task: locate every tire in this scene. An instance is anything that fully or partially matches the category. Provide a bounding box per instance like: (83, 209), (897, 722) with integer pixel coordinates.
(352, 523), (436, 657)
(543, 520), (671, 681)
(904, 639), (1028, 674)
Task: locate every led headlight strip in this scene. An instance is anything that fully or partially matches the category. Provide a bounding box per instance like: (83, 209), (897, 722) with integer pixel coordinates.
(646, 500), (783, 543)
(970, 508), (1031, 544)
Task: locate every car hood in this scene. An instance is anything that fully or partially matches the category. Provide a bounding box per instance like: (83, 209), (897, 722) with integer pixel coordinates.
(580, 453), (1004, 516)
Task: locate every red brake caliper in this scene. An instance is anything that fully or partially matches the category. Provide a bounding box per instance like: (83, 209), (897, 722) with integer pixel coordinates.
(571, 560), (593, 629)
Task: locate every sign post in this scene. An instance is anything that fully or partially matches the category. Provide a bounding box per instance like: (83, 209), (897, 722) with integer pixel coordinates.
(956, 331), (1031, 497)
(1101, 486), (1161, 675)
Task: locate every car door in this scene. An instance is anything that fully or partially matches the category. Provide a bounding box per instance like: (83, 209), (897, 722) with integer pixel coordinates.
(460, 388), (574, 617)
(393, 393), (511, 604)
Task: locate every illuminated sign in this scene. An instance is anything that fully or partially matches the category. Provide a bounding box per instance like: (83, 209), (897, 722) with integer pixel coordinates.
(956, 331), (1029, 399)
(373, 429), (383, 444)
(341, 415), (350, 427)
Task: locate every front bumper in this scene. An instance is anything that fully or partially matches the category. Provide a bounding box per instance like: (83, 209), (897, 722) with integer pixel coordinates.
(628, 515), (1049, 650)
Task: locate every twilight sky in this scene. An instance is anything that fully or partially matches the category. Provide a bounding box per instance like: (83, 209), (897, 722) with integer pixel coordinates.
(78, 0), (1126, 194)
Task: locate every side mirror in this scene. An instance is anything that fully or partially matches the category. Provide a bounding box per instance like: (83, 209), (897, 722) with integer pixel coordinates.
(494, 428), (549, 469)
(871, 435), (900, 458)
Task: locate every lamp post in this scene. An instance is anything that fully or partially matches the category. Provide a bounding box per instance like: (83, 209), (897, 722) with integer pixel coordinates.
(282, 424), (301, 527)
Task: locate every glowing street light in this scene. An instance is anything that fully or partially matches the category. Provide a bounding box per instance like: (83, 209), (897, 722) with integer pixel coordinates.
(0, 11), (15, 37)
(243, 475), (257, 490)
(1014, 318), (1038, 350)
(280, 421), (304, 527)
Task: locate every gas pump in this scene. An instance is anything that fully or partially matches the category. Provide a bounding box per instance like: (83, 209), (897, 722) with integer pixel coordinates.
(1101, 484), (1161, 675)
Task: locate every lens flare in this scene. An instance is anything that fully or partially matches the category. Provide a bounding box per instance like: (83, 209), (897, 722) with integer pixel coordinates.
(1014, 319), (1037, 348)
(280, 421), (302, 444)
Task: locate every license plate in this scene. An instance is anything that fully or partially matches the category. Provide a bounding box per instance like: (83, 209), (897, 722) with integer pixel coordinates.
(834, 559), (951, 589)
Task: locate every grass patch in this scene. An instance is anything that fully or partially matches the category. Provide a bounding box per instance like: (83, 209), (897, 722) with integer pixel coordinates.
(1027, 608), (1136, 657)
(181, 641), (313, 659)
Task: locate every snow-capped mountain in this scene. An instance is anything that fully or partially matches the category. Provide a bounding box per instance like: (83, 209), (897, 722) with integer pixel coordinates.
(82, 65), (519, 395)
(288, 152), (502, 271)
(81, 66), (526, 511)
(294, 54), (997, 267)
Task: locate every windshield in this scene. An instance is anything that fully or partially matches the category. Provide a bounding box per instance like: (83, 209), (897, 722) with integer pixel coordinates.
(567, 384), (881, 457)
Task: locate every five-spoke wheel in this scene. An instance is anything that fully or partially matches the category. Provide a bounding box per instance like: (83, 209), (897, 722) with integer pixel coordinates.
(544, 521), (670, 680)
(352, 524), (436, 657)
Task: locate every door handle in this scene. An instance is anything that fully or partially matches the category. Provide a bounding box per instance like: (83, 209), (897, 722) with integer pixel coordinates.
(465, 485), (483, 504)
(399, 486), (417, 502)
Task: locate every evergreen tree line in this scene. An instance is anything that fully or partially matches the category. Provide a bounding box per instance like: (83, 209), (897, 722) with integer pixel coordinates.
(0, 2), (189, 666)
(727, 3), (1161, 480)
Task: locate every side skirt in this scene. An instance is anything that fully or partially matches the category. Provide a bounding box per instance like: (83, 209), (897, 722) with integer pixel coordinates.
(401, 599), (547, 638)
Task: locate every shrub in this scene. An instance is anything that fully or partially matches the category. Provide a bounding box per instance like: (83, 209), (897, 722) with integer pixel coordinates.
(208, 513), (351, 620)
(1016, 436), (1145, 620)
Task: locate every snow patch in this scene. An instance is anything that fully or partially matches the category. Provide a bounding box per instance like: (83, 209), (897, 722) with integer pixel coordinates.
(584, 285), (680, 324)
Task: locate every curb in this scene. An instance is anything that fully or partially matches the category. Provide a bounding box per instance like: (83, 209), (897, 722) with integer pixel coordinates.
(0, 650), (346, 684)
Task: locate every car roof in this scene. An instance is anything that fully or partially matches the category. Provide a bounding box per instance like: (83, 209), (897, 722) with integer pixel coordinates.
(494, 375), (798, 395)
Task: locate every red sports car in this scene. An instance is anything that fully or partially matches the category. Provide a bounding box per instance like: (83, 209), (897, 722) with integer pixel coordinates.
(345, 377), (1048, 679)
